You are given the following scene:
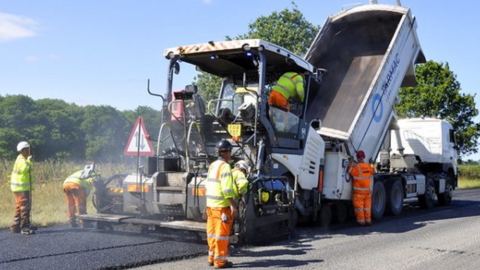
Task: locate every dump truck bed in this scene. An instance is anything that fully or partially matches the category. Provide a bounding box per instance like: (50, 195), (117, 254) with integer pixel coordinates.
(305, 4), (425, 159)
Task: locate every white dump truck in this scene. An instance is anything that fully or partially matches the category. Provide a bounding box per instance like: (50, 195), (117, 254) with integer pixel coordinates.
(301, 4), (459, 223)
(81, 3), (460, 242)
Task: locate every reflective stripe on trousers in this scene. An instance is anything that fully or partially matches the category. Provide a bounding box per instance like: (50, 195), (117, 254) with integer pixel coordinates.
(63, 182), (87, 224)
(10, 191), (31, 231)
(206, 207), (233, 267)
(353, 192), (372, 225)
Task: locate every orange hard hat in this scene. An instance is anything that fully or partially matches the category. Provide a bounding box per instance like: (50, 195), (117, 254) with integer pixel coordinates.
(356, 150), (366, 159)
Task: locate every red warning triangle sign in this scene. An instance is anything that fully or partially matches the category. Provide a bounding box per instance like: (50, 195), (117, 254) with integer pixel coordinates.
(124, 116), (154, 156)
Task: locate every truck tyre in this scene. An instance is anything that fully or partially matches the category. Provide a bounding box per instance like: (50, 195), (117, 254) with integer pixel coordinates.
(438, 176), (454, 206)
(386, 180), (404, 216)
(333, 203), (347, 224)
(372, 181), (386, 220)
(419, 178), (436, 209)
(317, 205), (332, 227)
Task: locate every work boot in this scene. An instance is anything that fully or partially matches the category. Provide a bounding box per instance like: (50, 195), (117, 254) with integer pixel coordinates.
(70, 222), (79, 228)
(208, 261), (214, 266)
(214, 261), (233, 269)
(21, 228), (35, 235)
(10, 228), (20, 234)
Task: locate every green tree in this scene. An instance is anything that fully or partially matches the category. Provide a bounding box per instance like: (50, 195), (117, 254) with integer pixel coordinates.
(397, 61), (480, 156)
(195, 73), (223, 104)
(0, 95), (49, 160)
(123, 106), (162, 140)
(196, 3), (320, 103)
(81, 105), (130, 162)
(0, 94), (163, 161)
(229, 3), (320, 55)
(36, 99), (84, 159)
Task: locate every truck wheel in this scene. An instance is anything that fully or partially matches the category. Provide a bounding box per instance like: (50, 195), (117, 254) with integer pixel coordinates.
(372, 181), (386, 220)
(317, 205), (332, 227)
(333, 203), (347, 224)
(438, 177), (454, 206)
(386, 180), (404, 216)
(419, 178), (436, 209)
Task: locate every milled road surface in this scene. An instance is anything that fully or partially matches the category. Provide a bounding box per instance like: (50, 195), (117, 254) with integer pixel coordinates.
(1, 189), (479, 270)
(137, 189), (480, 270)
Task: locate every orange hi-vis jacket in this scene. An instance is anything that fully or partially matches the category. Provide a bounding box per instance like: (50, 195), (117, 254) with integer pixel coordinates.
(348, 162), (374, 194)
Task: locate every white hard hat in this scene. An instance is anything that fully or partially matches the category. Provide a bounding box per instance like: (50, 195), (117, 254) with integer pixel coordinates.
(17, 141), (30, 152)
(235, 160), (249, 173)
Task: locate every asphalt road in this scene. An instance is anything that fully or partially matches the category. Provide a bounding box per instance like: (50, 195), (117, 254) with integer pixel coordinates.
(1, 189), (479, 270)
(138, 189), (480, 270)
(0, 226), (205, 270)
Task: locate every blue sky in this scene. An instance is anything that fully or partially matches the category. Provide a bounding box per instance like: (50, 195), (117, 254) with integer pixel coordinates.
(1, 0), (479, 158)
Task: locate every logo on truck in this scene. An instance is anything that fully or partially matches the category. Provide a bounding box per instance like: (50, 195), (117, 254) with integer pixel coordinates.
(381, 53), (401, 96)
(372, 53), (401, 123)
(371, 93), (383, 123)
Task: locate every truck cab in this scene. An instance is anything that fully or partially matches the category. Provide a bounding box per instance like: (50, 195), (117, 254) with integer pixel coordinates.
(390, 118), (459, 186)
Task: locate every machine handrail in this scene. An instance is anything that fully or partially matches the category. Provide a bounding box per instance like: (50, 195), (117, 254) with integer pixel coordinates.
(207, 99), (233, 115)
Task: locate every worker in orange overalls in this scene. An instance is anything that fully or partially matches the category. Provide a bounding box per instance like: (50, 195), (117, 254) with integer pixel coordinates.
(63, 166), (96, 228)
(348, 150), (375, 226)
(268, 72), (305, 111)
(205, 139), (238, 269)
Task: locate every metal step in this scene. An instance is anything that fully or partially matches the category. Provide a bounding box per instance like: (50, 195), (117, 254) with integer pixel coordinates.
(127, 219), (206, 232)
(79, 214), (206, 232)
(78, 214), (133, 223)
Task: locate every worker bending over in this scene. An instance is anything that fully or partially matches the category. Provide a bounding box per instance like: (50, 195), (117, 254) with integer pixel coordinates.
(63, 165), (96, 228)
(206, 139), (238, 269)
(10, 141), (35, 235)
(348, 150), (375, 226)
(268, 71), (305, 111)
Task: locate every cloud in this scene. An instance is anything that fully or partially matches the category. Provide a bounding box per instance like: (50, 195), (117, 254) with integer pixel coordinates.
(0, 12), (37, 42)
(203, 0), (213, 4)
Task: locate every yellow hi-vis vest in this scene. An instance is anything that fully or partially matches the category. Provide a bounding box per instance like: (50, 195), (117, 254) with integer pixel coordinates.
(10, 155), (34, 192)
(206, 159), (235, 207)
(272, 72), (305, 102)
(63, 170), (95, 195)
(232, 168), (248, 198)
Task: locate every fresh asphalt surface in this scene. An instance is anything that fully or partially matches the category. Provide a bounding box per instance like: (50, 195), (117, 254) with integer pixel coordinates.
(1, 189), (479, 270)
(0, 226), (205, 270)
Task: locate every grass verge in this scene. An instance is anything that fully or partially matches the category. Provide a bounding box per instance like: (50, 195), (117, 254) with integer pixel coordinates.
(458, 177), (480, 190)
(1, 160), (129, 229)
(0, 181), (97, 229)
